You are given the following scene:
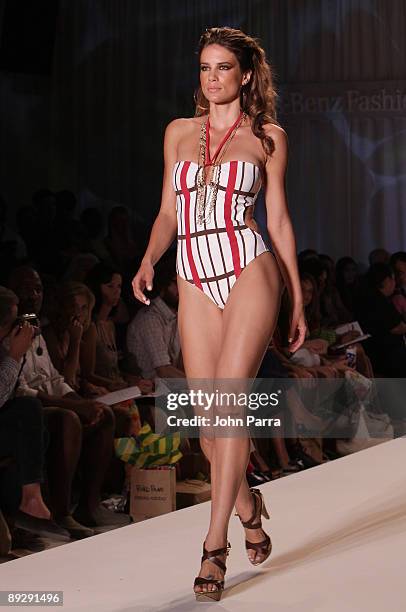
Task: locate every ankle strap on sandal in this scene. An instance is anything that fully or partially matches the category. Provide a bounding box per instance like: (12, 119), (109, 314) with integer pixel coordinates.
(236, 488), (263, 529)
(201, 541), (231, 573)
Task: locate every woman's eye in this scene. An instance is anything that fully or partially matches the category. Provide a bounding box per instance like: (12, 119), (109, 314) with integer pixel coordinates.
(219, 65), (230, 70)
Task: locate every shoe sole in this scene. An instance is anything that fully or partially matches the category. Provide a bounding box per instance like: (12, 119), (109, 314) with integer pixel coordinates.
(195, 591), (223, 601)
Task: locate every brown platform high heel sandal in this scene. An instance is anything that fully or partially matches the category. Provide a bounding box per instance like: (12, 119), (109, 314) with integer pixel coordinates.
(235, 487), (272, 566)
(193, 541), (231, 602)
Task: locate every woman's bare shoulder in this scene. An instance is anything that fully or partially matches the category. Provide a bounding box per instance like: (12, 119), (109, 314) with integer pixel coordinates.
(166, 116), (204, 131)
(262, 123), (288, 172)
(263, 123), (288, 144)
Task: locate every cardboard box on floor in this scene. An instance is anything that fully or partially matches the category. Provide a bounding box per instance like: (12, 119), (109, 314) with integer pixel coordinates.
(130, 467), (211, 521)
(176, 479), (211, 510)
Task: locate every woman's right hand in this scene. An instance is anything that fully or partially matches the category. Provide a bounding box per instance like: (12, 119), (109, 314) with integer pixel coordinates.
(132, 261), (154, 305)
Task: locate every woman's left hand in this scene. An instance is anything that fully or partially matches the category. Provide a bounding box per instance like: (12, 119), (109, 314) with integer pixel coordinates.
(288, 305), (307, 353)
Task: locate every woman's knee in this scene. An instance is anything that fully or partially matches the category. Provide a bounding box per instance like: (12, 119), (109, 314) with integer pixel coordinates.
(46, 407), (82, 437)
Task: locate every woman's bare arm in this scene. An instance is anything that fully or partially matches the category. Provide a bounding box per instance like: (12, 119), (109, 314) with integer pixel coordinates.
(132, 119), (185, 306)
(263, 124), (306, 351)
(263, 126), (301, 303)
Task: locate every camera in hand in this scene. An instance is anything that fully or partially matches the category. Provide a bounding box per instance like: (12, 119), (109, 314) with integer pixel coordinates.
(15, 313), (41, 337)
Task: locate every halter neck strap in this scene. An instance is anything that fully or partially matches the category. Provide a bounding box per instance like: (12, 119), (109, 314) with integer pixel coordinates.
(205, 111), (244, 166)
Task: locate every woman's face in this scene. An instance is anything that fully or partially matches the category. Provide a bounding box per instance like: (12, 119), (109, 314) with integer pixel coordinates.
(199, 44), (248, 105)
(70, 293), (90, 325)
(101, 273), (122, 307)
(301, 279), (313, 307)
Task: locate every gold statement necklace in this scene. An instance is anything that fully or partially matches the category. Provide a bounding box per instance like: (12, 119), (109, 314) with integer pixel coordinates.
(196, 110), (246, 225)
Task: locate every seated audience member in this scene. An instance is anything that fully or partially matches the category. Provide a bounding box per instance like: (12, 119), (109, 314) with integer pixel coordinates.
(335, 256), (361, 317)
(390, 251), (406, 319)
(276, 285), (343, 378)
(368, 248), (390, 266)
(7, 265), (130, 535)
(300, 258), (352, 327)
(83, 263), (153, 436)
(42, 282), (107, 397)
(0, 287), (69, 541)
(127, 253), (184, 380)
(355, 263), (406, 377)
(84, 263), (152, 389)
(300, 272), (373, 378)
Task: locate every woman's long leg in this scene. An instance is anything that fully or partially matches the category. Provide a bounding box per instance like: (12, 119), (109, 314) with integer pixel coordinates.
(177, 277), (224, 593)
(177, 259), (282, 588)
(177, 276), (257, 513)
(206, 253), (283, 565)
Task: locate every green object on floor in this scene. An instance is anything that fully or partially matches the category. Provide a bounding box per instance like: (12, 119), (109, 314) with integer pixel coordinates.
(114, 423), (183, 467)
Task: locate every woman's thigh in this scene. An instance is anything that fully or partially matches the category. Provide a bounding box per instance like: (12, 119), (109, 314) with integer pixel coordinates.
(217, 252), (283, 379)
(177, 275), (224, 435)
(177, 256), (282, 432)
(177, 274), (223, 380)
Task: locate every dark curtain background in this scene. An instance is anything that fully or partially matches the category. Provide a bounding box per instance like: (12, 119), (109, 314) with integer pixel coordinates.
(0, 0), (405, 262)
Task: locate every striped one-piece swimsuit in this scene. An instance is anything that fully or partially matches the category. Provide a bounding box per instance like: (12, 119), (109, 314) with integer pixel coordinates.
(173, 159), (271, 310)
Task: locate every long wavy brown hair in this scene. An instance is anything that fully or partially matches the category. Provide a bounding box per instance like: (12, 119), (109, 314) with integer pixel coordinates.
(194, 27), (279, 157)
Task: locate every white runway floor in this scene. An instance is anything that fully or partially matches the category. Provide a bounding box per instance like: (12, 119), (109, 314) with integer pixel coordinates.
(1, 437), (405, 611)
